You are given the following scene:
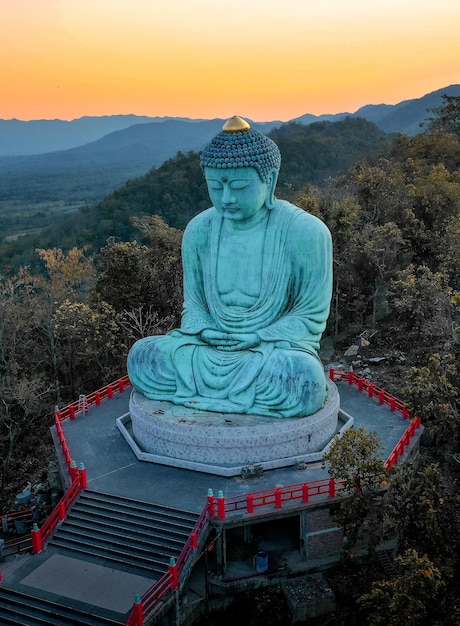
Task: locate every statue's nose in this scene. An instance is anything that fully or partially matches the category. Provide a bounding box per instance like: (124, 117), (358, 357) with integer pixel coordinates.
(222, 185), (235, 205)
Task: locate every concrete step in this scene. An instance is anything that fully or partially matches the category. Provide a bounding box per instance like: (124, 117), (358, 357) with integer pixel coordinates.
(0, 586), (122, 626)
(67, 505), (193, 540)
(62, 517), (186, 553)
(81, 490), (198, 525)
(49, 533), (168, 575)
(73, 491), (198, 533)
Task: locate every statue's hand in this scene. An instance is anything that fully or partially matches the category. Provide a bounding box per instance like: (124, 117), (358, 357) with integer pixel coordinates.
(200, 330), (260, 351)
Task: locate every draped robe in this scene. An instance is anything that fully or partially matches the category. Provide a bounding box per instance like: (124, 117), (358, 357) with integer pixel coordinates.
(127, 200), (332, 418)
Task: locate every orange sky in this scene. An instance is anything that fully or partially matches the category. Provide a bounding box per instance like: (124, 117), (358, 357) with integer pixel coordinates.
(1, 0), (459, 122)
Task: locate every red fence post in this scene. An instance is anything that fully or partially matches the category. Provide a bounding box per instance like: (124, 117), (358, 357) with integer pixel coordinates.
(302, 484), (309, 503)
(79, 463), (87, 489)
(328, 479), (336, 498)
(132, 594), (144, 626)
(168, 557), (179, 590)
(59, 501), (66, 522)
(70, 460), (78, 481)
(95, 391), (101, 406)
(358, 377), (364, 392)
(347, 370), (354, 385)
(247, 493), (254, 514)
(191, 532), (197, 550)
(31, 523), (42, 554)
(403, 408), (409, 419)
(329, 368), (335, 381)
(275, 488), (282, 509)
(390, 397), (396, 412)
(367, 383), (373, 398)
(207, 489), (215, 517)
(69, 405), (75, 420)
(379, 390), (384, 405)
(55, 406), (61, 421)
(119, 378), (125, 393)
(217, 491), (225, 520)
(107, 385), (113, 399)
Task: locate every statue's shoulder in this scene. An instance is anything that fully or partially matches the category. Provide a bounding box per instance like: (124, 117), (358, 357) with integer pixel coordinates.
(183, 208), (217, 244)
(274, 200), (330, 240)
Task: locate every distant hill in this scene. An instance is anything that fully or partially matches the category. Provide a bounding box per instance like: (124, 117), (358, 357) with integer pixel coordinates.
(0, 115), (178, 156)
(294, 84), (460, 135)
(1, 85), (458, 159)
(0, 118), (280, 204)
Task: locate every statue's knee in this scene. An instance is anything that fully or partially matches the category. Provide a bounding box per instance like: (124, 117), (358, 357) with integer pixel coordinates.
(265, 350), (324, 382)
(128, 336), (172, 369)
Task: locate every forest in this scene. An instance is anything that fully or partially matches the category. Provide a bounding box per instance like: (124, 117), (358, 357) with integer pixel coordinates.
(1, 97), (460, 624)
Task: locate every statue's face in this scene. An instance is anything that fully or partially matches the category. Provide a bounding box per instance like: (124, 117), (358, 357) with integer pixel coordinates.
(204, 167), (271, 222)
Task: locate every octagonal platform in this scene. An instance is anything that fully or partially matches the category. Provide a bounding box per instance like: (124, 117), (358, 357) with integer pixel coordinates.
(118, 381), (349, 477)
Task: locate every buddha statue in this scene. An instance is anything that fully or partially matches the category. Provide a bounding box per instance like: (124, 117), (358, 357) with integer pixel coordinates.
(127, 116), (332, 418)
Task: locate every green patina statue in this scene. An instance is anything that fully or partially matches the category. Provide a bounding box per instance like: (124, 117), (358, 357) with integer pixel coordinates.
(127, 116), (332, 418)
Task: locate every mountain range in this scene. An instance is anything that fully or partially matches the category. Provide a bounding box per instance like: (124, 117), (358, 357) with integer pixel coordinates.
(0, 85), (458, 207)
(1, 84), (459, 158)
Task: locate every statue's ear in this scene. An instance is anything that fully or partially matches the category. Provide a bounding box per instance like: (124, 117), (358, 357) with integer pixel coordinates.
(266, 168), (278, 210)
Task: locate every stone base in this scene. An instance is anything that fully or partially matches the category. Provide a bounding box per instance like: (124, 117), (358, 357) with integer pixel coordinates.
(117, 381), (346, 477)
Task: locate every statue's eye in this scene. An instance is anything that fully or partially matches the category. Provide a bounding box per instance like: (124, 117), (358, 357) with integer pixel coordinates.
(207, 180), (223, 190)
(230, 180), (251, 190)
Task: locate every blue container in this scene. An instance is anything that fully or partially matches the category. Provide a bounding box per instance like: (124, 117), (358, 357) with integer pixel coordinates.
(254, 550), (268, 572)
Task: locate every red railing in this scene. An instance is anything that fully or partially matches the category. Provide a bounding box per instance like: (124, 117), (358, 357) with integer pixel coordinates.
(329, 368), (410, 417)
(55, 375), (131, 422)
(29, 376), (132, 554)
(203, 479), (347, 521)
(33, 478), (81, 551)
(124, 475), (353, 625)
(0, 509), (33, 533)
(384, 415), (422, 469)
(125, 499), (212, 626)
(329, 368), (422, 470)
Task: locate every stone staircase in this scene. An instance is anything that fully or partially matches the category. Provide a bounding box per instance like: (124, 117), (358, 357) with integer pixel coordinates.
(0, 491), (201, 625)
(0, 586), (123, 625)
(49, 490), (200, 577)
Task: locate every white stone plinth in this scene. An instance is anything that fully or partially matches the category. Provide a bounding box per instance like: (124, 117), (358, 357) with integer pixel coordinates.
(125, 381), (340, 476)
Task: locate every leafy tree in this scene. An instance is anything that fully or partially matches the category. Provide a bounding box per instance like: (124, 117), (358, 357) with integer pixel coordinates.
(53, 300), (122, 398)
(34, 246), (96, 403)
(425, 94), (460, 137)
(387, 265), (457, 342)
(0, 269), (53, 492)
(91, 215), (183, 338)
(323, 426), (385, 492)
(402, 352), (459, 451)
(1, 375), (51, 492)
(36, 246), (94, 301)
(323, 427), (388, 554)
(358, 549), (444, 626)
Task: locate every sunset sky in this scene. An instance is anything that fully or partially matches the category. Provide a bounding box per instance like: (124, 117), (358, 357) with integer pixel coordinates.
(2, 0), (459, 122)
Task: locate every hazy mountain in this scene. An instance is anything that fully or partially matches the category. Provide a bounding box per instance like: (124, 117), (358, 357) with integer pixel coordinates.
(0, 115), (184, 157)
(293, 84), (460, 135)
(364, 85), (460, 135)
(0, 118), (281, 204)
(1, 84), (459, 160)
